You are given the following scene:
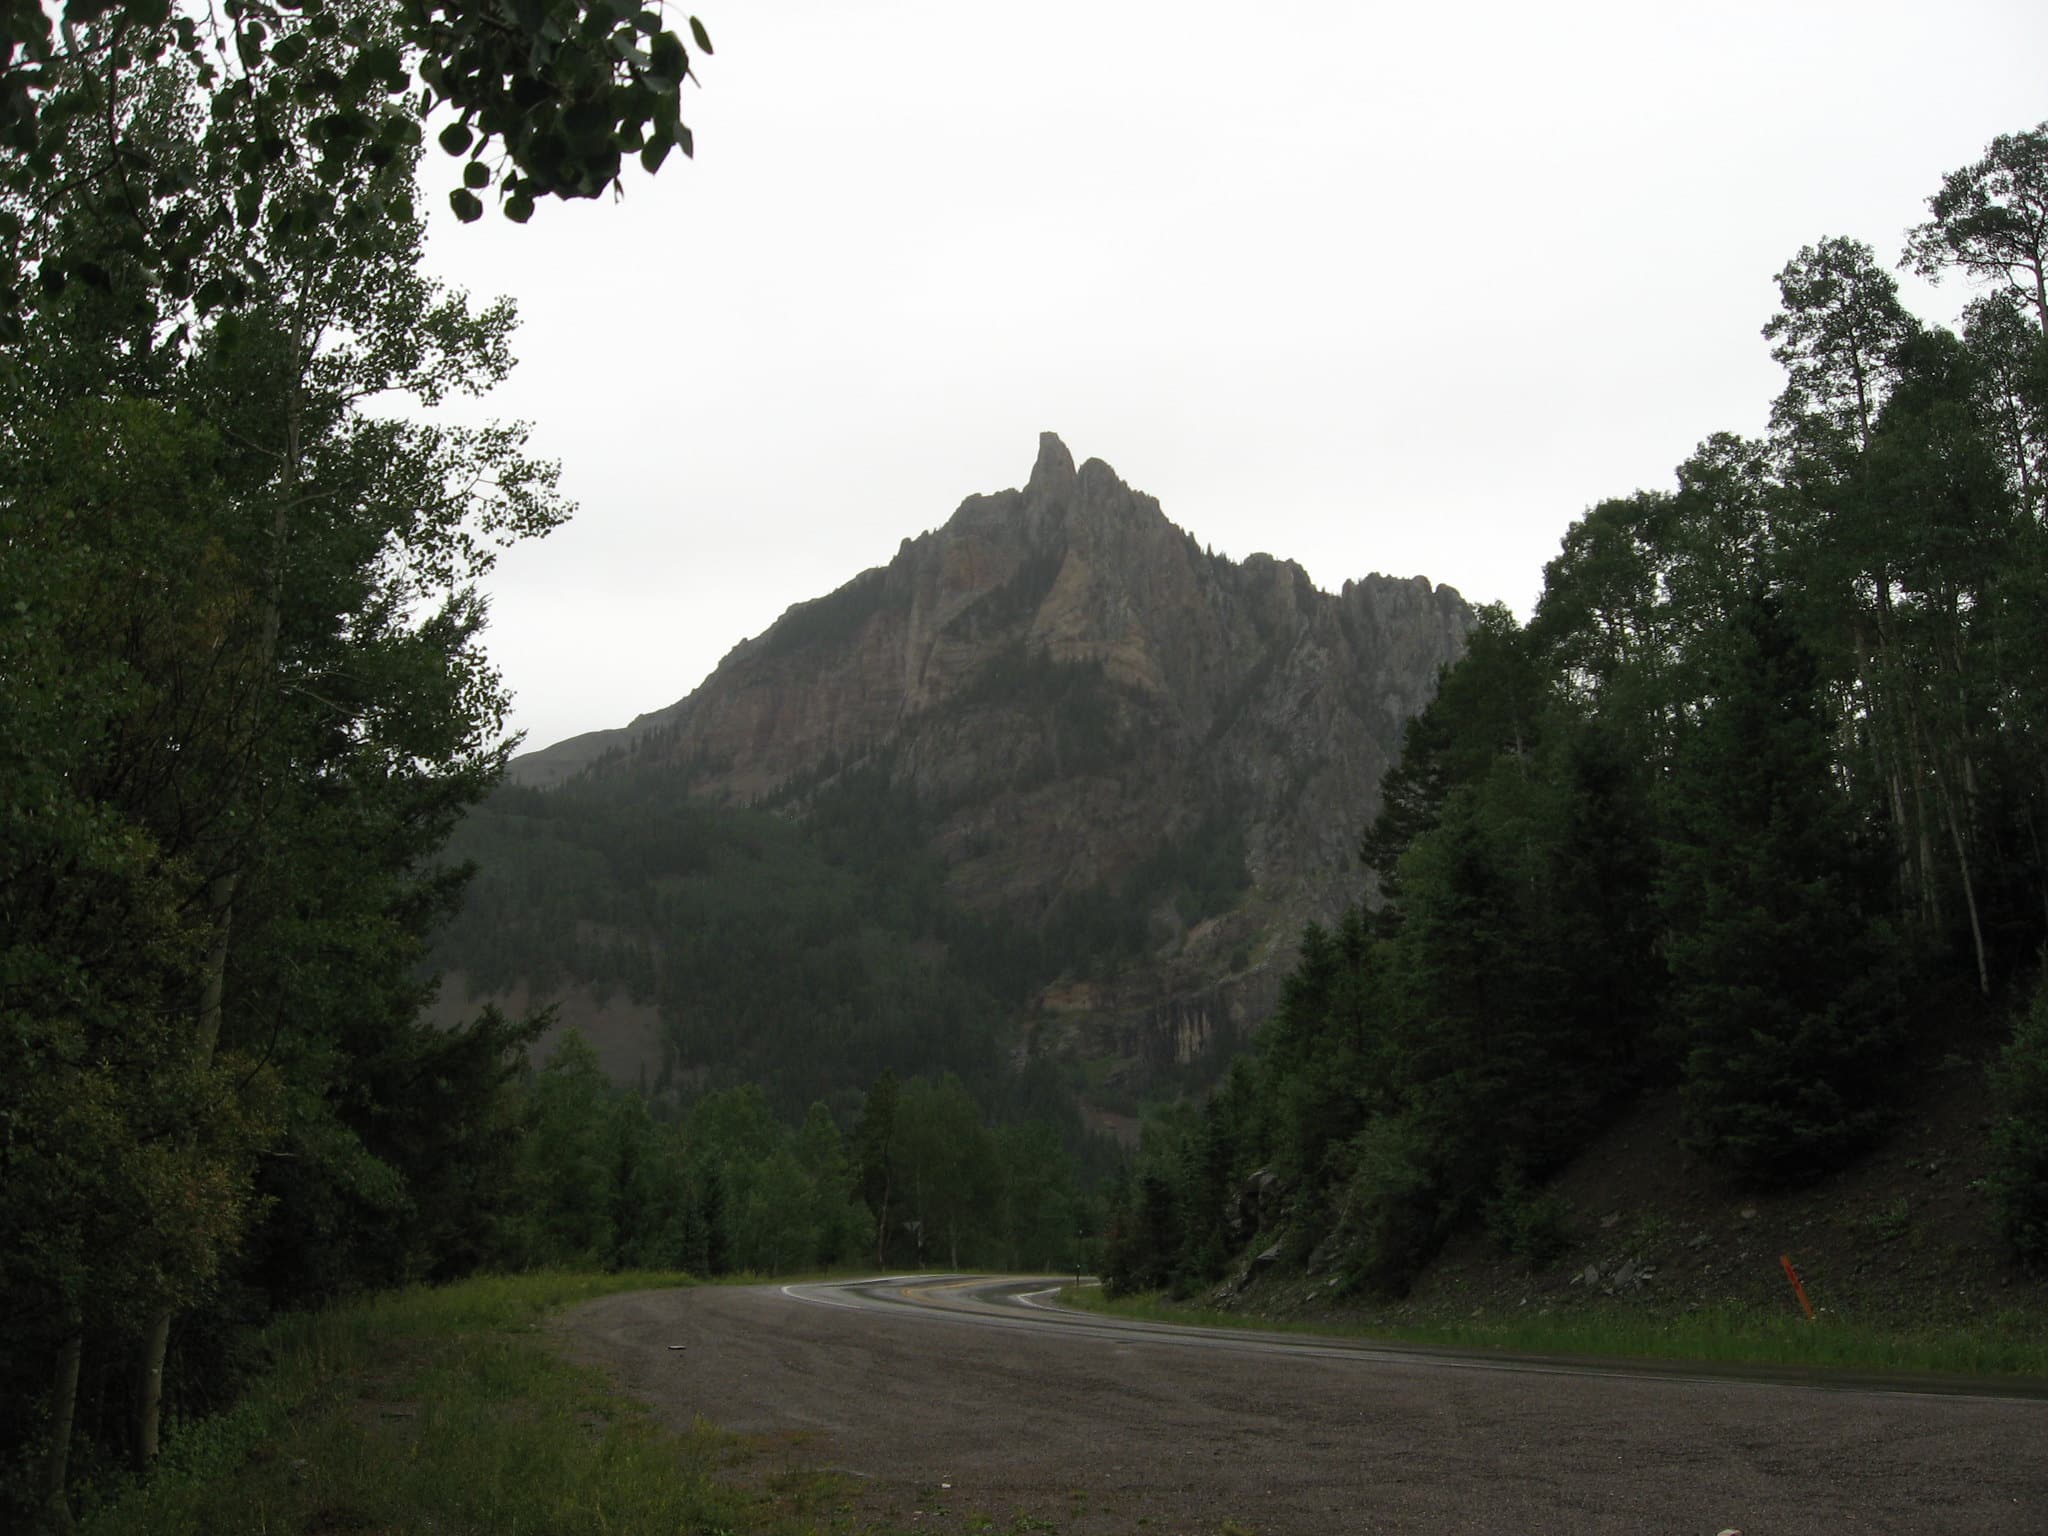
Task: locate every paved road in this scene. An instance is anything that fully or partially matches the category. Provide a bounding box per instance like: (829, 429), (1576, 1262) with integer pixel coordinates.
(559, 1275), (2048, 1535)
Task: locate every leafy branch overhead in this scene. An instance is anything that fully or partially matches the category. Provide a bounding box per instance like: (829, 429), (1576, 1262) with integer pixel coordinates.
(0, 0), (710, 334)
(414, 0), (714, 219)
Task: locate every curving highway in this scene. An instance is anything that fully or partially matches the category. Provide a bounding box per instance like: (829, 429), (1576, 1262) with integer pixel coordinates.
(561, 1274), (2048, 1534)
(781, 1274), (2048, 1397)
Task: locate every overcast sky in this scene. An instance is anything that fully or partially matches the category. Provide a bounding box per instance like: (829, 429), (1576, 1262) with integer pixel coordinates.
(419, 0), (2048, 755)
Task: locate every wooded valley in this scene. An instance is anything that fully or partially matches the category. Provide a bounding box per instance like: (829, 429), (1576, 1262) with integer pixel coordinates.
(4, 3), (2046, 1526)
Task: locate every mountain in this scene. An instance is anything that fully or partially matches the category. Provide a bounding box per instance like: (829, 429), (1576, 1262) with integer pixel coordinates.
(441, 434), (1472, 1120)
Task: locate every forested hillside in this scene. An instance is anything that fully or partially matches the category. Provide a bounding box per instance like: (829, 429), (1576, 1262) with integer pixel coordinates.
(437, 761), (1259, 1116)
(1104, 123), (2048, 1300)
(440, 433), (1472, 1115)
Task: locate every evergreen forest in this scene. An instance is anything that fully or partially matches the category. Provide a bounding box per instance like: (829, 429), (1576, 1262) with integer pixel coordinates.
(428, 746), (1251, 1121)
(1102, 123), (2048, 1301)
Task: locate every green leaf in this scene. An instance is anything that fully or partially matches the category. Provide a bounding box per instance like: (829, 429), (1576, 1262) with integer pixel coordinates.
(689, 16), (713, 53)
(439, 122), (472, 156)
(640, 137), (670, 175)
(648, 31), (684, 85)
(504, 193), (535, 224)
(463, 160), (491, 189)
(449, 187), (484, 223)
(564, 99), (611, 143)
(360, 42), (403, 87)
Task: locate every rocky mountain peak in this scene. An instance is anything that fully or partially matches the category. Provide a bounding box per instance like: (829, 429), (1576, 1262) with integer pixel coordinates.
(496, 435), (1475, 1095)
(1026, 429), (1078, 501)
(514, 436), (1470, 812)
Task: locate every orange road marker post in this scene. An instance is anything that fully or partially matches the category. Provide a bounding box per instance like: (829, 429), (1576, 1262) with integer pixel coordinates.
(1779, 1254), (1815, 1321)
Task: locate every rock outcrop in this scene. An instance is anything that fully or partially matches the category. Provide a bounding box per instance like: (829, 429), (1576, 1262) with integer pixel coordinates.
(508, 433), (1472, 1091)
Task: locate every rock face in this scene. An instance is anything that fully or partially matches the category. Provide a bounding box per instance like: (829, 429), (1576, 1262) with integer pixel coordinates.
(510, 434), (1471, 1087)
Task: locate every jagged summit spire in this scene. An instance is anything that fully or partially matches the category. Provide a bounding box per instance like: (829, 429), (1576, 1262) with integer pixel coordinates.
(1026, 430), (1077, 500)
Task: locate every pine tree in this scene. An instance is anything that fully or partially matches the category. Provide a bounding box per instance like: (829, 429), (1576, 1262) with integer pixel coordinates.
(1658, 589), (1902, 1182)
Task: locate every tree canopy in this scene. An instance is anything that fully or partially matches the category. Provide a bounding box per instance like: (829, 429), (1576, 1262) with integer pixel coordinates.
(0, 5), (712, 1519)
(0, 0), (711, 344)
(1105, 119), (2048, 1302)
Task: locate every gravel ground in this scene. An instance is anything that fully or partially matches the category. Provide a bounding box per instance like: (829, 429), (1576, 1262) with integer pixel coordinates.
(557, 1280), (2048, 1536)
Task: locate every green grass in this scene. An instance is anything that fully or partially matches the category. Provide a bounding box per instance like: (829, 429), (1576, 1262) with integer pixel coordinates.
(1062, 1283), (2048, 1379)
(73, 1271), (829, 1536)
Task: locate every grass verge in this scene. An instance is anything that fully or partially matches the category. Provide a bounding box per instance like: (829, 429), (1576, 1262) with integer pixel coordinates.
(1062, 1283), (2048, 1379)
(74, 1271), (845, 1536)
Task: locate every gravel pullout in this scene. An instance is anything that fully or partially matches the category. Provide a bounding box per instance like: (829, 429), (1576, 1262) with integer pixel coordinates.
(557, 1280), (2047, 1535)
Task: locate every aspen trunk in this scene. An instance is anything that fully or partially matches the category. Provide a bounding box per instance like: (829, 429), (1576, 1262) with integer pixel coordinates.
(133, 317), (291, 1466)
(40, 1328), (82, 1532)
(1853, 630), (1913, 902)
(1938, 773), (1990, 996)
(2035, 802), (2048, 936)
(1898, 685), (1946, 925)
(134, 1311), (171, 1470)
(193, 872), (237, 1062)
(136, 869), (238, 1467)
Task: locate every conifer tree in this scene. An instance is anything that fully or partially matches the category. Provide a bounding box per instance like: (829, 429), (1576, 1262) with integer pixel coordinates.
(1657, 589), (1902, 1181)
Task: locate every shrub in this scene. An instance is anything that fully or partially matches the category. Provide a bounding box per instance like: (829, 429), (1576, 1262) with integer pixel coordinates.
(1989, 973), (2048, 1268)
(1485, 1166), (1573, 1272)
(1331, 1110), (1449, 1297)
